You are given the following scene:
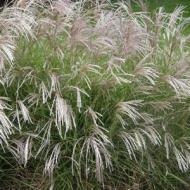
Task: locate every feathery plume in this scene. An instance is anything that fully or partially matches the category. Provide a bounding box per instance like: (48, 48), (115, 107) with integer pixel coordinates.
(54, 94), (76, 138)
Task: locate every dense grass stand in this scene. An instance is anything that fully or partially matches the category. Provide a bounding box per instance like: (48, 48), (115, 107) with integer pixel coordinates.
(0, 0), (190, 189)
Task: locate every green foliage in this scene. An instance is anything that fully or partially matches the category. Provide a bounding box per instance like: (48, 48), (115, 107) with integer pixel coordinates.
(0, 0), (190, 189)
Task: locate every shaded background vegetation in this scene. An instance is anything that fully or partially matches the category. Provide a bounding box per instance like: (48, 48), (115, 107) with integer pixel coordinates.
(111, 0), (190, 15)
(146, 0), (190, 13)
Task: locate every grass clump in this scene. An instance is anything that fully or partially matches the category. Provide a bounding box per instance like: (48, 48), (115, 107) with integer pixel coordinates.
(0, 0), (190, 189)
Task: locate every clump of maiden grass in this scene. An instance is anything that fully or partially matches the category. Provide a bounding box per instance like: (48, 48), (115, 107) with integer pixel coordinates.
(0, 0), (190, 189)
